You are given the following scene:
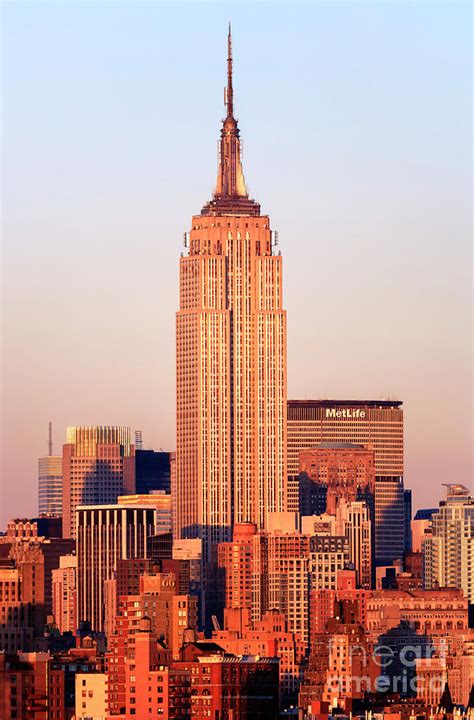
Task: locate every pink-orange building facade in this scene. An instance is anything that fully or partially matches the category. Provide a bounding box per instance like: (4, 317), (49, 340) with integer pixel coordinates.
(175, 29), (287, 561)
(52, 554), (77, 634)
(299, 443), (375, 515)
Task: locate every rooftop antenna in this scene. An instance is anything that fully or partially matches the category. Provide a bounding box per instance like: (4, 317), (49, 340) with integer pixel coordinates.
(226, 22), (233, 118)
(48, 421), (53, 456)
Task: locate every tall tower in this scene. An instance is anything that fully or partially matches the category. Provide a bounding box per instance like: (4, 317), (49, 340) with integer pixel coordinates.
(38, 422), (62, 517)
(176, 28), (287, 560)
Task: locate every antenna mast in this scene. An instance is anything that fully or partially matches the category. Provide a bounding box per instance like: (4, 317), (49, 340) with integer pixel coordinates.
(226, 22), (233, 118)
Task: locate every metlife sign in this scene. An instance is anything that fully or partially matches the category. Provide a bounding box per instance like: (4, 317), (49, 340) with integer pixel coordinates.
(325, 408), (367, 419)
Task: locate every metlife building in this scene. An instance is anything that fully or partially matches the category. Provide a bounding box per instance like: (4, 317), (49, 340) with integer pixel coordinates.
(287, 399), (403, 480)
(287, 400), (405, 565)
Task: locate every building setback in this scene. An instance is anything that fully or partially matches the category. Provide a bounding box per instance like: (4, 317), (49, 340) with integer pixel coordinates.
(175, 28), (287, 561)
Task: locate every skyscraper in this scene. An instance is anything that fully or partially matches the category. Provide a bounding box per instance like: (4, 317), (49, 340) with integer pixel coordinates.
(287, 400), (405, 566)
(175, 28), (287, 560)
(62, 425), (132, 539)
(287, 400), (403, 481)
(76, 503), (157, 632)
(336, 499), (372, 589)
(38, 422), (62, 517)
(423, 484), (474, 605)
(123, 449), (171, 495)
(374, 476), (405, 566)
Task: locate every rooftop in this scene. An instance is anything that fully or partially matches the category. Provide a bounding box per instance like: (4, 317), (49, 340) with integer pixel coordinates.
(288, 399), (403, 408)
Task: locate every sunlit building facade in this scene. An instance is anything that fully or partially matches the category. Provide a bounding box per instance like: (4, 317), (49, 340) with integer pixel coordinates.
(62, 425), (132, 539)
(52, 555), (77, 634)
(38, 455), (63, 518)
(76, 503), (156, 633)
(288, 400), (404, 565)
(175, 30), (287, 560)
(287, 400), (403, 481)
(423, 484), (474, 604)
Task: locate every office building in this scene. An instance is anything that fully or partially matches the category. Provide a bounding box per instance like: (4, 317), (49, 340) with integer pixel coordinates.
(118, 492), (172, 534)
(288, 400), (405, 565)
(404, 488), (413, 553)
(217, 522), (257, 612)
(0, 562), (34, 652)
(38, 423), (62, 517)
(287, 399), (403, 480)
(62, 425), (132, 539)
(298, 443), (375, 516)
(366, 587), (468, 636)
(0, 651), (65, 720)
(76, 503), (157, 632)
(123, 449), (171, 495)
(337, 500), (372, 589)
(308, 535), (350, 591)
(374, 476), (405, 566)
(253, 531), (310, 645)
(411, 507), (438, 553)
(298, 600), (377, 711)
(175, 28), (287, 560)
(175, 641), (280, 720)
(52, 555), (77, 634)
(423, 484), (474, 604)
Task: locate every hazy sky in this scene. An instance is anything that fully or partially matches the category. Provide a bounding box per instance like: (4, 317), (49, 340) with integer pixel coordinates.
(1, 2), (472, 527)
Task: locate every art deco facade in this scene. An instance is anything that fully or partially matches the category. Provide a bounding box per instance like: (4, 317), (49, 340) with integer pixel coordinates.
(176, 30), (287, 559)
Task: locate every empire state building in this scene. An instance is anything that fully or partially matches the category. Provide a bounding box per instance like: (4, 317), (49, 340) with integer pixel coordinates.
(175, 28), (287, 560)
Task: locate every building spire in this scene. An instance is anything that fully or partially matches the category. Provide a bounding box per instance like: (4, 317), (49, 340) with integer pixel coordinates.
(201, 25), (260, 216)
(226, 23), (234, 119)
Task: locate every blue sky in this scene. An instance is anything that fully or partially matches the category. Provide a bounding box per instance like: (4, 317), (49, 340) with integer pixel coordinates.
(1, 1), (472, 525)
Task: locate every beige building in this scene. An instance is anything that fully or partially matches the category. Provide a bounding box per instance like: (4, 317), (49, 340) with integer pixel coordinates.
(52, 554), (77, 634)
(175, 30), (287, 559)
(75, 673), (107, 719)
(252, 532), (310, 645)
(336, 500), (372, 589)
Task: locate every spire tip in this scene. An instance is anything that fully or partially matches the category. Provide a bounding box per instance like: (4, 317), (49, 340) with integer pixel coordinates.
(226, 23), (233, 119)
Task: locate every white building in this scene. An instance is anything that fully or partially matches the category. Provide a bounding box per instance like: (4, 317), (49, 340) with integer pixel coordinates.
(423, 484), (474, 604)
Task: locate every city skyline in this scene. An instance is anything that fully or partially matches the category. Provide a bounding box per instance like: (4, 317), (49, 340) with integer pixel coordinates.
(0, 6), (472, 717)
(2, 2), (472, 527)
